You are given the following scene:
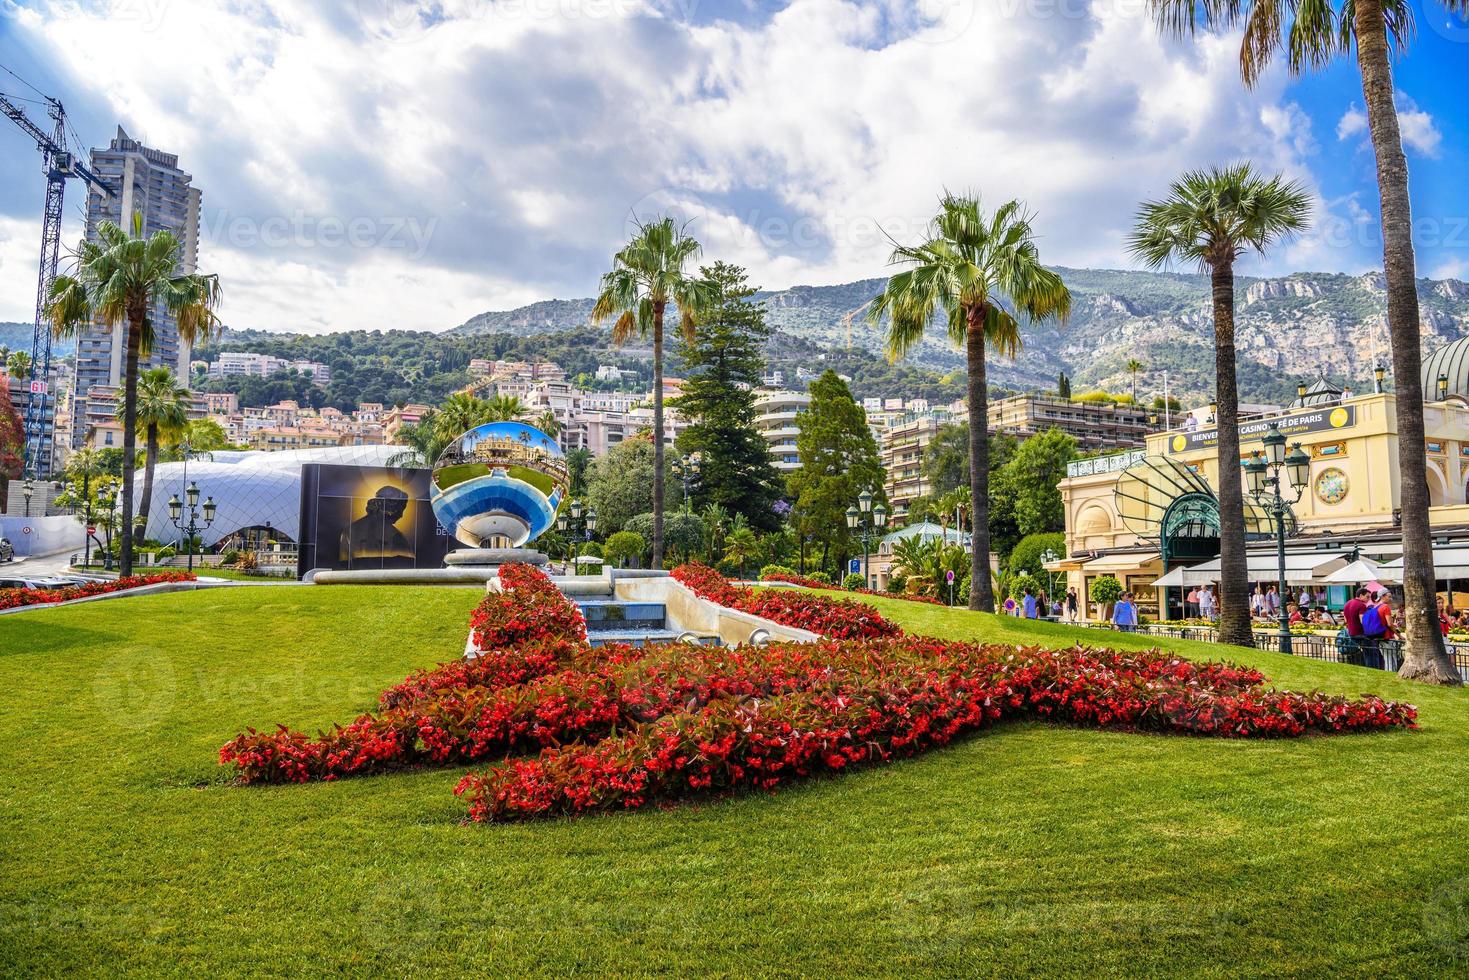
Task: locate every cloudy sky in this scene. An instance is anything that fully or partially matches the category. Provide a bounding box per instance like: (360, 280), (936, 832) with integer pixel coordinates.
(0, 0), (1466, 334)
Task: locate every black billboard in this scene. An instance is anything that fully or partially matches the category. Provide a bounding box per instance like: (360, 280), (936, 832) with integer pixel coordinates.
(297, 463), (456, 576)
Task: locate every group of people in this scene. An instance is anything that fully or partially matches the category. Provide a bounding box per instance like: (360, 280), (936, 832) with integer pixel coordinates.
(1340, 586), (1398, 669)
(1002, 587), (1083, 623)
(1182, 586), (1218, 619)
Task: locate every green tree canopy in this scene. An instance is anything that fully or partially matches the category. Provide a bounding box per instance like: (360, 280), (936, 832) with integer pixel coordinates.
(583, 436), (678, 536)
(994, 428), (1077, 539)
(671, 261), (783, 531)
(785, 370), (885, 576)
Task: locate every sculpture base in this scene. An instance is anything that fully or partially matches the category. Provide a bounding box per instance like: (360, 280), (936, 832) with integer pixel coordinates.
(443, 548), (547, 569)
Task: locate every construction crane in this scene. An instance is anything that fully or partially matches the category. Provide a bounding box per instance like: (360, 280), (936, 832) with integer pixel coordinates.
(0, 82), (114, 477)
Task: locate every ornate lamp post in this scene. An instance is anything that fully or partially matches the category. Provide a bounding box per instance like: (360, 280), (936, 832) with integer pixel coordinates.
(557, 499), (597, 567)
(1039, 547), (1062, 599)
(22, 479), (33, 517)
(1243, 423), (1311, 654)
(845, 490), (888, 589)
(1374, 363), (1386, 394)
(102, 490), (119, 572)
(167, 481), (217, 573)
(672, 453), (701, 514)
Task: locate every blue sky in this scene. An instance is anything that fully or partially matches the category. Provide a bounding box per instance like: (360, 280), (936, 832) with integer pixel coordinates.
(0, 0), (1466, 333)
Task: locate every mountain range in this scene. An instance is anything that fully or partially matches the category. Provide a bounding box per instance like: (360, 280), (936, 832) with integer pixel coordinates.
(450, 268), (1469, 403)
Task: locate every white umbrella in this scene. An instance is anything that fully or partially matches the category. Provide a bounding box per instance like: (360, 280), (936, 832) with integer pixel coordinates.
(1325, 556), (1397, 584)
(1151, 564), (1216, 588)
(574, 555), (604, 565)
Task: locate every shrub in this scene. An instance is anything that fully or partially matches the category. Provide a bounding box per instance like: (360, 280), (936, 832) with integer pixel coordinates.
(221, 549), (241, 564)
(1089, 575), (1123, 605)
(842, 573), (867, 590)
(1007, 532), (1065, 582)
(759, 564), (799, 581)
(603, 531), (645, 568)
(804, 571), (831, 585)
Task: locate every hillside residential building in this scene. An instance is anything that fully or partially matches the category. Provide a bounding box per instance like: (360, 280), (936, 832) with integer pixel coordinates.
(73, 129), (202, 451)
(988, 395), (1156, 452)
(81, 384), (208, 450)
(205, 352), (330, 386)
(754, 390), (811, 472)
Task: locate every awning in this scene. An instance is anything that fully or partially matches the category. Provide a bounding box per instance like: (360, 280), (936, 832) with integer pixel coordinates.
(1381, 547), (1469, 580)
(1167, 551), (1350, 585)
(1325, 557), (1399, 584)
(1080, 551), (1160, 573)
(1151, 564), (1218, 588)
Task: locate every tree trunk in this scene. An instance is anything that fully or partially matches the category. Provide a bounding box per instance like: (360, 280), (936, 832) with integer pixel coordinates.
(965, 305), (995, 612)
(119, 308), (144, 577)
(1212, 264), (1253, 648)
(1355, 0), (1459, 684)
(651, 301), (666, 570)
(139, 423), (158, 526)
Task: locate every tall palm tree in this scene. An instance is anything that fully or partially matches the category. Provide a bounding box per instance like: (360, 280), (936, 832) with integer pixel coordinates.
(869, 194), (1071, 612)
(6, 350), (30, 382)
(45, 212), (221, 576)
(591, 216), (719, 569)
(1150, 0), (1464, 684)
(119, 367), (189, 526)
(1130, 164), (1311, 648)
(532, 410), (560, 439)
(1125, 358), (1144, 403)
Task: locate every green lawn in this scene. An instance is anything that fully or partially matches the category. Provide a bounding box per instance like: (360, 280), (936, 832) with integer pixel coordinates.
(3, 586), (1468, 976)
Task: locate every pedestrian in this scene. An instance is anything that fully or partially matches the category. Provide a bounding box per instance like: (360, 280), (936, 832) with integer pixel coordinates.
(1186, 587), (1199, 619)
(1358, 590), (1394, 670)
(1023, 588), (1038, 620)
(1112, 591), (1139, 633)
(1437, 596), (1453, 637)
(1199, 585), (1216, 620)
(1265, 586), (1280, 617)
(1251, 585), (1266, 619)
(1298, 587), (1312, 611)
(1341, 586), (1372, 667)
(1065, 588), (1079, 623)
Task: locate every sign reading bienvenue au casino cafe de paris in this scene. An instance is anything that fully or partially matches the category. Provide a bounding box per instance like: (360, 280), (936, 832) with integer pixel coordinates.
(1166, 405), (1356, 455)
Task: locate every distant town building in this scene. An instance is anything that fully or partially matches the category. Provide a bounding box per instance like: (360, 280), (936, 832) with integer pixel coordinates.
(205, 352), (330, 386)
(81, 384), (208, 450)
(595, 365), (629, 382)
(988, 394), (1157, 452)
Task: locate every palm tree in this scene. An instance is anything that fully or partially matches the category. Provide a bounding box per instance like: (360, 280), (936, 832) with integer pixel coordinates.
(386, 410), (449, 468)
(435, 393), (495, 440)
(6, 350), (30, 382)
(592, 216), (719, 569)
(485, 394), (527, 423)
(1130, 164), (1311, 648)
(119, 368), (189, 525)
(1147, 0), (1465, 681)
(701, 502), (730, 563)
(44, 211), (220, 576)
(1125, 358), (1144, 403)
(724, 526), (759, 580)
(869, 193), (1071, 612)
(532, 410), (560, 439)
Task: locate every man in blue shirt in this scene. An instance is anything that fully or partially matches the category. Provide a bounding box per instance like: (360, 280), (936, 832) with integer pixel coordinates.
(1023, 589), (1038, 619)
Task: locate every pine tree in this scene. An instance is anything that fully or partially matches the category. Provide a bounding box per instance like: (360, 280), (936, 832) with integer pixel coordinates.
(786, 370), (885, 575)
(671, 262), (784, 531)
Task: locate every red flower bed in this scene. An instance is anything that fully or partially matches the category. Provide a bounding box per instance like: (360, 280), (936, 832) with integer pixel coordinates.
(760, 570), (945, 605)
(0, 570), (196, 610)
(672, 563), (901, 639)
(219, 560), (1418, 820)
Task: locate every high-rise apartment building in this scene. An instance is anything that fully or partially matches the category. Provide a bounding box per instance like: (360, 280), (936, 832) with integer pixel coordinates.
(73, 128), (202, 448)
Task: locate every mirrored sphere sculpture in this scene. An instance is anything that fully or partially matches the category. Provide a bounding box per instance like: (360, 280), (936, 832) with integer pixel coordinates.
(430, 421), (568, 548)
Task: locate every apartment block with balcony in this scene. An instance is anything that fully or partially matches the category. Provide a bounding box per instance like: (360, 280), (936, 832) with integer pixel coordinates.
(987, 395), (1156, 452)
(754, 389), (811, 472)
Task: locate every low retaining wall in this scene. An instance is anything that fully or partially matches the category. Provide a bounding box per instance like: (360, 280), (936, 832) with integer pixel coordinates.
(611, 573), (821, 647)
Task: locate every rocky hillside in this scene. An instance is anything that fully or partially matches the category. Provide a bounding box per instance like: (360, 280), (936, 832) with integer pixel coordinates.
(448, 268), (1469, 404)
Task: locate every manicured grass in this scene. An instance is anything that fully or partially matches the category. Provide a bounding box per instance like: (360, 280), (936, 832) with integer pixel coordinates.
(3, 586), (1469, 975)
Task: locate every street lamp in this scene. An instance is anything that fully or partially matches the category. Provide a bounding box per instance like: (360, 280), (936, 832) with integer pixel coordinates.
(1374, 363), (1386, 393)
(1439, 373), (1450, 402)
(672, 453), (701, 514)
(557, 499), (597, 567)
(1039, 547), (1062, 598)
(1243, 422), (1311, 654)
(22, 479), (33, 517)
(846, 493), (888, 590)
(167, 480), (216, 572)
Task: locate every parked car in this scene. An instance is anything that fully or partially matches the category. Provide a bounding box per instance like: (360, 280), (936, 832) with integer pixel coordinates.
(0, 575), (89, 590)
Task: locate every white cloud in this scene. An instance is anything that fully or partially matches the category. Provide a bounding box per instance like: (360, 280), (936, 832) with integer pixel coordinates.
(7, 0), (1347, 331)
(0, 215), (43, 324)
(1337, 96), (1442, 157)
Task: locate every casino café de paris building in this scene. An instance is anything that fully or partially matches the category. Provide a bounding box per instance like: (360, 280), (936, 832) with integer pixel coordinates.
(1052, 338), (1469, 623)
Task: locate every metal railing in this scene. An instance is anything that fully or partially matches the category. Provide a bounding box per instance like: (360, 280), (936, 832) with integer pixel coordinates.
(1080, 621), (1469, 681)
(1065, 449), (1148, 478)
